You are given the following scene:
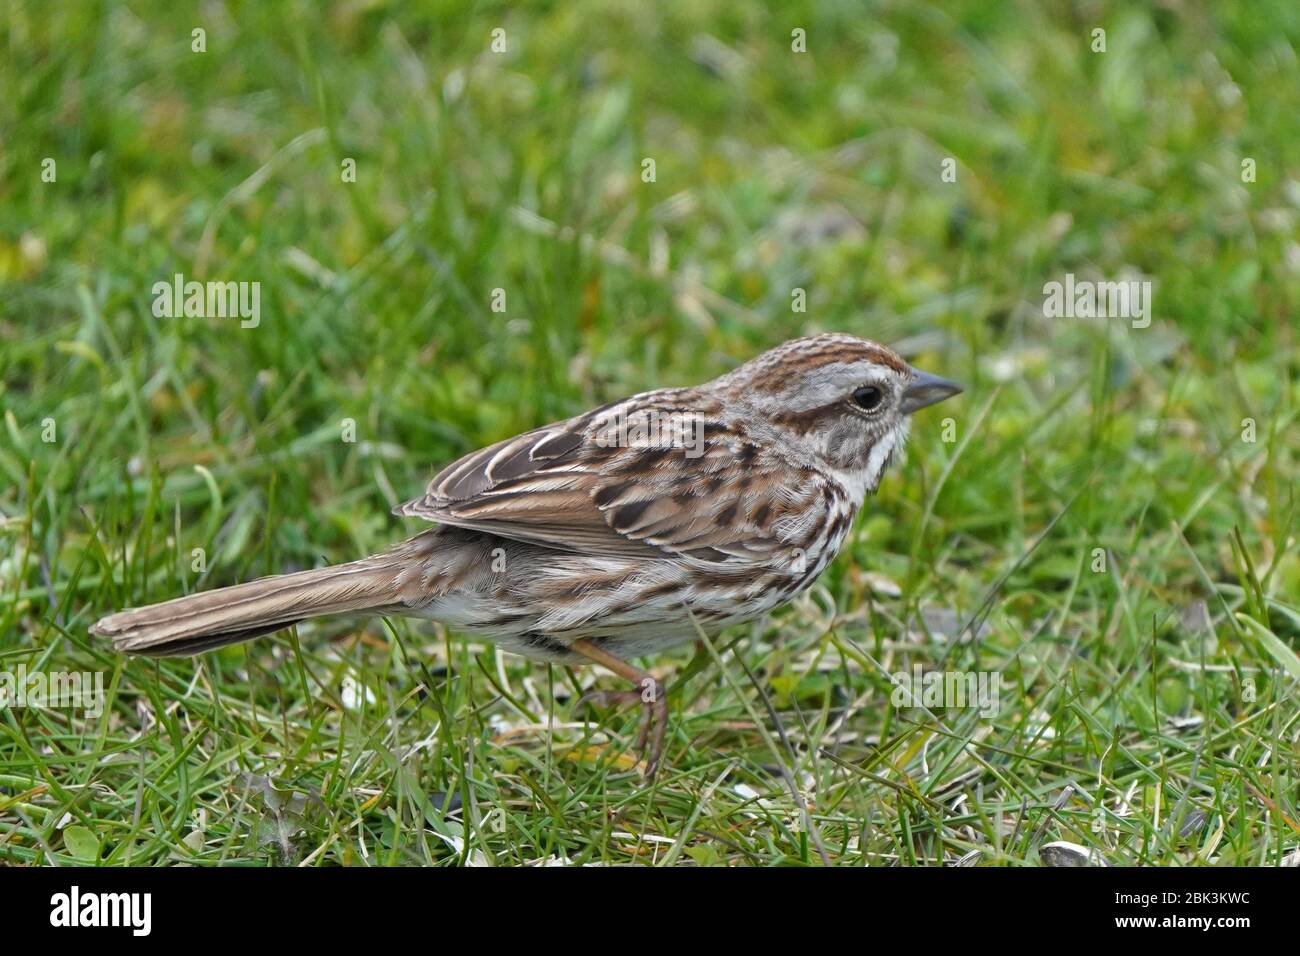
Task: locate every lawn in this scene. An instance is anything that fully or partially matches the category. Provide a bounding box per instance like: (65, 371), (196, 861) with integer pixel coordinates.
(1, 0), (1297, 866)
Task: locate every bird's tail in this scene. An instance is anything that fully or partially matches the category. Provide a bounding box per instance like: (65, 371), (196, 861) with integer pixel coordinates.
(91, 552), (409, 657)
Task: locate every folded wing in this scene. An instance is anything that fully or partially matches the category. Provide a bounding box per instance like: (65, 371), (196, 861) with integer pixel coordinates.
(394, 395), (831, 568)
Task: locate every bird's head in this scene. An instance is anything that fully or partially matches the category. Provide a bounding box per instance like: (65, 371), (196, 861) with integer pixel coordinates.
(714, 333), (962, 493)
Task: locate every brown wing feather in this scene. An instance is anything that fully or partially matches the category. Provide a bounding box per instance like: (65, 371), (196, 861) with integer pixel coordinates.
(395, 394), (832, 567)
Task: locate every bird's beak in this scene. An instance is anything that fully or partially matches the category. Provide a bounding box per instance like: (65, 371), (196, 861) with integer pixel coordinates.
(900, 368), (963, 415)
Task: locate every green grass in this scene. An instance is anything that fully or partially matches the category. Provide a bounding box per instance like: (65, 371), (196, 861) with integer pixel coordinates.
(1, 0), (1298, 866)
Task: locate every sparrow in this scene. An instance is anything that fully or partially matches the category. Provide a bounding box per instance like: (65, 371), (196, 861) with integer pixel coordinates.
(92, 333), (962, 777)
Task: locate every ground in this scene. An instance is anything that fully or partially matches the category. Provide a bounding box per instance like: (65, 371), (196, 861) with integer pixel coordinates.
(1, 0), (1298, 865)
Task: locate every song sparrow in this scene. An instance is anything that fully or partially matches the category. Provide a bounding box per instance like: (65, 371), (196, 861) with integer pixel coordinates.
(92, 333), (961, 777)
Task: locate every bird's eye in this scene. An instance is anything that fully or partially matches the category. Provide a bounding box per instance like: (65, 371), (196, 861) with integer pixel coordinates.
(852, 386), (884, 411)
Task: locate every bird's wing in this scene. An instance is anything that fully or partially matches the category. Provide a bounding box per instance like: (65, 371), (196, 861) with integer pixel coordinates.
(394, 395), (831, 568)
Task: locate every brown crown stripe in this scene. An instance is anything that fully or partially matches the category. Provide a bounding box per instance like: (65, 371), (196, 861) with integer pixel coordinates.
(863, 345), (908, 373)
(737, 340), (908, 391)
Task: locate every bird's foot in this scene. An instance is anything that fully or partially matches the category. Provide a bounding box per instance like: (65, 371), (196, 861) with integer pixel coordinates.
(575, 668), (667, 779)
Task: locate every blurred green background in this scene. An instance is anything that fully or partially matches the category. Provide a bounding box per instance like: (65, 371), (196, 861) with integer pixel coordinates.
(0, 1), (1297, 866)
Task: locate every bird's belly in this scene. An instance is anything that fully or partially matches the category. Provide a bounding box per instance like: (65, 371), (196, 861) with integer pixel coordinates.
(407, 549), (833, 663)
(396, 509), (854, 663)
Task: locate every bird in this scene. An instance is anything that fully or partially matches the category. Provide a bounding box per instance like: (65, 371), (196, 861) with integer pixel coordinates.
(92, 333), (962, 778)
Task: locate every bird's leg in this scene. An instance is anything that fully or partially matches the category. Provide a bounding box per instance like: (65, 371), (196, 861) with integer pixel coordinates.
(570, 639), (668, 780)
